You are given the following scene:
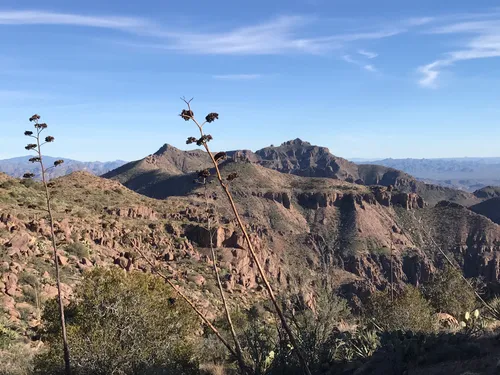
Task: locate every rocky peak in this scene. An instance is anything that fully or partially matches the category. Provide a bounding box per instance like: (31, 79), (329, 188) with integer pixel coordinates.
(153, 143), (180, 156)
(281, 139), (311, 147)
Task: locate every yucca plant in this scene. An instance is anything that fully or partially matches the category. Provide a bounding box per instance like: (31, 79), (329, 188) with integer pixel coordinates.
(23, 114), (71, 375)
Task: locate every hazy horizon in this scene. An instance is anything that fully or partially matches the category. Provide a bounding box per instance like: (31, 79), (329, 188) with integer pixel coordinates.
(2, 142), (500, 164)
(2, 1), (500, 160)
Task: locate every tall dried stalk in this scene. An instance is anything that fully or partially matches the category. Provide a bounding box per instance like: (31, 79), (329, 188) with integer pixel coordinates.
(181, 98), (312, 375)
(202, 182), (250, 373)
(23, 115), (71, 375)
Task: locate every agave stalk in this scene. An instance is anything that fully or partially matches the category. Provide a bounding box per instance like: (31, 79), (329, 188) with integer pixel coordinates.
(181, 98), (312, 375)
(202, 182), (250, 373)
(24, 115), (71, 375)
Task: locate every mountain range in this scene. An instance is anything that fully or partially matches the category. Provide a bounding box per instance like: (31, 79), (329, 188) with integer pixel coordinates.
(0, 156), (126, 180)
(359, 157), (500, 192)
(3, 145), (499, 193)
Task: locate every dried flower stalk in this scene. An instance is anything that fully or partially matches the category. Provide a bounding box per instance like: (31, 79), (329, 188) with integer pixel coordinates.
(24, 115), (70, 375)
(180, 97), (312, 375)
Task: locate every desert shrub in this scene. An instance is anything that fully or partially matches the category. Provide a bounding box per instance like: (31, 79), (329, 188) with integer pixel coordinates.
(0, 180), (17, 190)
(0, 317), (34, 375)
(20, 178), (41, 190)
(18, 271), (39, 287)
(201, 305), (280, 375)
(201, 292), (354, 374)
(366, 286), (436, 333)
(34, 268), (200, 375)
(485, 296), (500, 320)
(331, 326), (380, 364)
(0, 343), (35, 375)
(284, 291), (352, 371)
(64, 242), (89, 258)
(458, 309), (486, 337)
(0, 317), (19, 350)
(423, 266), (477, 318)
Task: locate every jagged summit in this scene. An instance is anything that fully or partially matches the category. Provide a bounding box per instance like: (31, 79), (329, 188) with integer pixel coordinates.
(281, 138), (312, 146)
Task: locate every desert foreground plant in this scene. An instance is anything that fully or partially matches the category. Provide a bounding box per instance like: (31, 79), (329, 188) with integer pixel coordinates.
(34, 268), (199, 375)
(179, 98), (312, 375)
(23, 115), (70, 374)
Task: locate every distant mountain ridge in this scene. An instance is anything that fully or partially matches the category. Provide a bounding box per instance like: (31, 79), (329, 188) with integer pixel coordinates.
(0, 155), (127, 180)
(359, 157), (500, 192)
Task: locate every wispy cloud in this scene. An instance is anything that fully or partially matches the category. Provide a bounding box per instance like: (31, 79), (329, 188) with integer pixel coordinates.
(342, 55), (378, 72)
(0, 10), (150, 30)
(0, 10), (405, 56)
(212, 74), (262, 80)
(0, 89), (53, 100)
(418, 16), (500, 88)
(136, 16), (403, 55)
(357, 49), (378, 59)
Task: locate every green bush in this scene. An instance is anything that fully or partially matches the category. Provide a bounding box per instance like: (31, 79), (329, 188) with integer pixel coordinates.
(34, 268), (200, 375)
(0, 317), (33, 375)
(64, 242), (89, 259)
(287, 290), (352, 370)
(366, 286), (436, 333)
(201, 305), (279, 375)
(423, 266), (477, 318)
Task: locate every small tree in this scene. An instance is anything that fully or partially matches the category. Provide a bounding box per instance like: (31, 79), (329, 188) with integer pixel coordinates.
(366, 286), (436, 333)
(423, 266), (477, 318)
(34, 269), (199, 375)
(23, 115), (70, 374)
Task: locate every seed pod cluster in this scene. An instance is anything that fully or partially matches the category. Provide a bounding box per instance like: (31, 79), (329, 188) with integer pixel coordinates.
(180, 109), (194, 121)
(198, 169), (211, 178)
(214, 152), (227, 163)
(205, 112), (219, 123)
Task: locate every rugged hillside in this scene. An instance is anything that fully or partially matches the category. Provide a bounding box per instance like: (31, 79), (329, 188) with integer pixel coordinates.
(3, 165), (500, 331)
(0, 156), (126, 180)
(103, 144), (211, 191)
(253, 139), (360, 181)
(106, 139), (481, 206)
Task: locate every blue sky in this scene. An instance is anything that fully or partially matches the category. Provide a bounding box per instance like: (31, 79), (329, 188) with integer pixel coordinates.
(2, 0), (500, 161)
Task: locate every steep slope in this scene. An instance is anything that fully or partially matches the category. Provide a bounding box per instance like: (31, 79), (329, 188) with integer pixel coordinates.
(3, 165), (500, 331)
(470, 197), (500, 224)
(0, 156), (126, 179)
(103, 144), (212, 191)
